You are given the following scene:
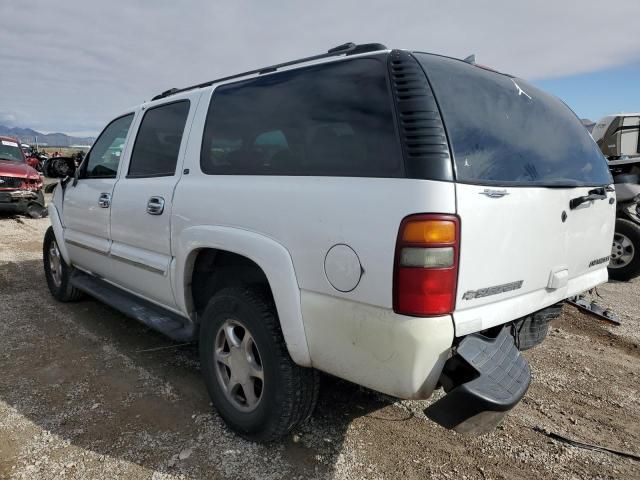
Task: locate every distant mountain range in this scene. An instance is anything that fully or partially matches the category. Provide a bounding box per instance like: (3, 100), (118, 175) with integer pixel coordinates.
(0, 125), (94, 147)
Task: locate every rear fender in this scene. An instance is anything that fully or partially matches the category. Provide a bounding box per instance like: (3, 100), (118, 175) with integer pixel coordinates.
(174, 226), (311, 367)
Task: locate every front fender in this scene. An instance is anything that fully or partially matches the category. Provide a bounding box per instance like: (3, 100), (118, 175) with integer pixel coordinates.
(174, 226), (311, 367)
(47, 203), (71, 265)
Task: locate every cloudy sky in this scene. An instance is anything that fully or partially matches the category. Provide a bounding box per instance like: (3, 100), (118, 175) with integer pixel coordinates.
(1, 0), (639, 136)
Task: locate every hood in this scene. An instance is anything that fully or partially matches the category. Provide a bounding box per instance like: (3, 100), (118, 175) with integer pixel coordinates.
(0, 159), (39, 179)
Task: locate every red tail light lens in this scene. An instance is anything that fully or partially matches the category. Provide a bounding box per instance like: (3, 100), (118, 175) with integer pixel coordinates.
(393, 214), (460, 316)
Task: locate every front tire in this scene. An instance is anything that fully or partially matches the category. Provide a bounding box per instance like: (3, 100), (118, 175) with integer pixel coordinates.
(608, 218), (640, 281)
(43, 227), (84, 302)
(199, 287), (319, 441)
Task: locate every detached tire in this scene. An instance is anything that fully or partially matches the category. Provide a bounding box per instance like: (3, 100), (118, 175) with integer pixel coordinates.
(43, 227), (84, 301)
(27, 191), (47, 219)
(608, 218), (640, 281)
(199, 287), (319, 441)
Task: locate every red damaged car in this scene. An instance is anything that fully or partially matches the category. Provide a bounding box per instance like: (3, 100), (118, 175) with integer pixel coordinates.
(0, 136), (46, 217)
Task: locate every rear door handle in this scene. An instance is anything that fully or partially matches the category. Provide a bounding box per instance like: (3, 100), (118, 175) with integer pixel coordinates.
(147, 196), (165, 215)
(98, 193), (111, 208)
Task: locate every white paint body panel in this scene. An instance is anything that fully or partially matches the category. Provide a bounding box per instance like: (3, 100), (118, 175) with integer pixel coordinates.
(172, 176), (456, 310)
(302, 291), (453, 399)
(173, 225), (313, 365)
(107, 90), (200, 306)
(453, 183), (615, 336)
(47, 199), (71, 265)
(63, 178), (116, 256)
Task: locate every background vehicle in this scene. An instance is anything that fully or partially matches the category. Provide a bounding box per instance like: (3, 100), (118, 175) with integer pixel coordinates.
(592, 113), (640, 160)
(0, 136), (46, 217)
(43, 43), (615, 441)
(593, 114), (640, 280)
(607, 167), (640, 280)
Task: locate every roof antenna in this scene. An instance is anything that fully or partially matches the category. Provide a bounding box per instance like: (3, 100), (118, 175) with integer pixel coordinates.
(463, 54), (476, 64)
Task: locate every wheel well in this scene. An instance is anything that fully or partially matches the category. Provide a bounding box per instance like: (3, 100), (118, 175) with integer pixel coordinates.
(190, 249), (272, 317)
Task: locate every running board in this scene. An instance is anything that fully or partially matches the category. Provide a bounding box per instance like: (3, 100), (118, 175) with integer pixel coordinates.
(70, 271), (195, 342)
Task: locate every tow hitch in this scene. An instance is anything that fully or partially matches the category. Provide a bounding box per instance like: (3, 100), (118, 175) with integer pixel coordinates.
(425, 326), (530, 434)
(566, 295), (621, 326)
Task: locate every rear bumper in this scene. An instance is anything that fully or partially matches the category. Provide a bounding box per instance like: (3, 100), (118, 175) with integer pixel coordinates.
(453, 267), (608, 337)
(301, 290), (454, 399)
(425, 326), (530, 433)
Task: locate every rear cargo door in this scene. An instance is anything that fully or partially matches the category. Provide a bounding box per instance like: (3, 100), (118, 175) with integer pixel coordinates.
(454, 184), (613, 335)
(415, 54), (615, 336)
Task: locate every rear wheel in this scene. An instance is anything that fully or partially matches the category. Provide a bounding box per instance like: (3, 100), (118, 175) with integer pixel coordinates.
(199, 287), (319, 441)
(608, 218), (640, 281)
(43, 227), (84, 301)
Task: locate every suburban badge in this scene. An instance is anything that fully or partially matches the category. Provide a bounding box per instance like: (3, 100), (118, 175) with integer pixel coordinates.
(463, 280), (524, 300)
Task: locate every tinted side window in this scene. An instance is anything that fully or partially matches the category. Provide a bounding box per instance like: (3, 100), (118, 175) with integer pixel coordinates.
(128, 101), (190, 178)
(83, 114), (134, 179)
(415, 54), (612, 187)
(201, 58), (401, 177)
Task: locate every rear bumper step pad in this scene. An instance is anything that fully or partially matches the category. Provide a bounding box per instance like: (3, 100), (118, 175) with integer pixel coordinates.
(425, 326), (530, 434)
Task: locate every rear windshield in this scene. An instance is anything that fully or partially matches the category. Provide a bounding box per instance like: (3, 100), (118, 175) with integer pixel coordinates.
(415, 53), (612, 187)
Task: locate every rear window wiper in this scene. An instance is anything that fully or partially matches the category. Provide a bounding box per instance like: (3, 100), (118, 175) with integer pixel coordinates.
(569, 187), (607, 209)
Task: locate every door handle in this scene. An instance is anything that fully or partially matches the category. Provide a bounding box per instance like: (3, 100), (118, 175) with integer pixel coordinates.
(569, 188), (607, 210)
(147, 196), (165, 215)
(98, 193), (111, 208)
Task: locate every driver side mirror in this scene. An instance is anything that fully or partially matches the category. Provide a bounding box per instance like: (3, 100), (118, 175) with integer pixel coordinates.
(44, 156), (77, 179)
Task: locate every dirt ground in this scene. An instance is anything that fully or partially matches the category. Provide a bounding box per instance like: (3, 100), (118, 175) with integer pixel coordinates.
(0, 209), (639, 480)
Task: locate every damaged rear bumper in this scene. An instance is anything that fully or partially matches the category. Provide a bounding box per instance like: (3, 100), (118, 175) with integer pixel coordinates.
(425, 326), (530, 434)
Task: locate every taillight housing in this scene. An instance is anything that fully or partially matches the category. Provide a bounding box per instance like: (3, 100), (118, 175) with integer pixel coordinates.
(393, 214), (460, 316)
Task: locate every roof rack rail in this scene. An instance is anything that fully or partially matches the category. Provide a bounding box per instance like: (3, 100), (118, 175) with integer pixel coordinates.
(151, 42), (387, 101)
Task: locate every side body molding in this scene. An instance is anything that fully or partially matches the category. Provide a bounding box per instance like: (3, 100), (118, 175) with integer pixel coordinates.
(174, 226), (311, 367)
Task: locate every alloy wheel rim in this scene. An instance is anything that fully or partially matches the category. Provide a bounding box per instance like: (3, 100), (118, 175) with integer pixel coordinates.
(610, 233), (635, 269)
(49, 240), (62, 287)
(214, 319), (264, 412)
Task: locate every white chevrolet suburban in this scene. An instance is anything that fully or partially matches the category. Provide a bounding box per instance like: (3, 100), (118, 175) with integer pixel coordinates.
(43, 43), (615, 441)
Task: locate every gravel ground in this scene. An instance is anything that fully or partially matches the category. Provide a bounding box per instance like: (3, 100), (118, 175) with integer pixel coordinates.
(0, 208), (639, 480)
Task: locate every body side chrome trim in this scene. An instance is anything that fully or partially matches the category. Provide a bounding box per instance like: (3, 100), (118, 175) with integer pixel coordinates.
(66, 239), (106, 256)
(109, 252), (166, 275)
(66, 239), (166, 275)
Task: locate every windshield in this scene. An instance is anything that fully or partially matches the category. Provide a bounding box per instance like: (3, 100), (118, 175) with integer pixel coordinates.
(415, 53), (612, 187)
(0, 140), (24, 162)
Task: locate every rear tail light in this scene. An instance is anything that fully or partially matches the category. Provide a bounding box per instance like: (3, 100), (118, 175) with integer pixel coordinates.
(393, 214), (460, 316)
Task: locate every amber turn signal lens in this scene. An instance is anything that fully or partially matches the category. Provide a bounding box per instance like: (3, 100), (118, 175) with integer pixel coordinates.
(402, 220), (456, 244)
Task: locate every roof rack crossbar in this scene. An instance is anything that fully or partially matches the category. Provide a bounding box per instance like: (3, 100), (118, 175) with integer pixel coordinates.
(151, 42), (387, 101)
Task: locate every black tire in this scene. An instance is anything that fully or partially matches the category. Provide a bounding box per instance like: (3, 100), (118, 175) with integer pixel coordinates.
(608, 218), (640, 281)
(43, 227), (84, 302)
(199, 286), (319, 441)
(27, 191), (47, 219)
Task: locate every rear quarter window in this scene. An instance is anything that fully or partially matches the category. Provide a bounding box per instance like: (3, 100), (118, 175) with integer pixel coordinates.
(200, 58), (402, 177)
(415, 54), (612, 187)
